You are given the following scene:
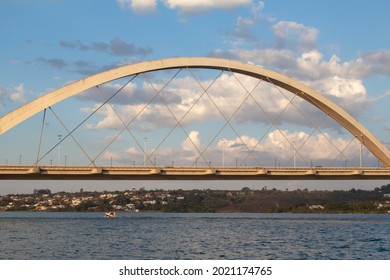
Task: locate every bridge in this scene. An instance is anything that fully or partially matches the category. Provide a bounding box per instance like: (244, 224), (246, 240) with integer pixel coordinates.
(1, 57), (390, 180)
(1, 165), (390, 180)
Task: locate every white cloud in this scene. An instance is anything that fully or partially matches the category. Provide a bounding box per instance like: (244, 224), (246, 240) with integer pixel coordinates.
(164, 0), (252, 13)
(117, 0), (253, 14)
(80, 4), (385, 165)
(125, 146), (140, 155)
(363, 50), (390, 76)
(116, 0), (157, 13)
(101, 150), (122, 161)
(263, 130), (357, 161)
(82, 68), (371, 134)
(132, 0), (157, 14)
(9, 84), (27, 102)
(0, 83), (28, 108)
(289, 50), (371, 80)
(272, 21), (318, 52)
(217, 129), (360, 166)
(180, 130), (204, 163)
(84, 106), (124, 130)
(210, 49), (372, 121)
(231, 1), (265, 40)
(211, 48), (296, 70)
(309, 76), (367, 109)
(97, 128), (362, 166)
(182, 131), (202, 152)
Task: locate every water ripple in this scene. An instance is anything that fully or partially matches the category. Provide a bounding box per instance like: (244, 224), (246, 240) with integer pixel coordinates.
(0, 212), (389, 259)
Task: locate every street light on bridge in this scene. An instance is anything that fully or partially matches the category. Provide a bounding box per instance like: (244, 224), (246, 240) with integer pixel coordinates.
(144, 137), (147, 166)
(221, 138), (227, 167)
(57, 134), (62, 165)
(292, 140), (296, 168)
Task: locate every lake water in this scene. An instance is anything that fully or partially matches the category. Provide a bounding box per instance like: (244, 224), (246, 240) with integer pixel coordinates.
(0, 212), (389, 260)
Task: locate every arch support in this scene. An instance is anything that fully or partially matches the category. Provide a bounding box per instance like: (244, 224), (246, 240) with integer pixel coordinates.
(1, 57), (390, 167)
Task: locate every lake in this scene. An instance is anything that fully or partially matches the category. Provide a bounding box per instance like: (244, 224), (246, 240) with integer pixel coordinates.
(0, 212), (389, 259)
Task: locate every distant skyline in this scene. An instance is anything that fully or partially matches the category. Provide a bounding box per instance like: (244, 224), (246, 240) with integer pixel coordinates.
(1, 0), (389, 194)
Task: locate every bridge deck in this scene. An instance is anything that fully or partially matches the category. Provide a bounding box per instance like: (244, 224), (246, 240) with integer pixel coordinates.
(1, 165), (390, 180)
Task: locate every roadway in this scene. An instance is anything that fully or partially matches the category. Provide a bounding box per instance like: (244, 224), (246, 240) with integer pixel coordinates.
(1, 165), (390, 180)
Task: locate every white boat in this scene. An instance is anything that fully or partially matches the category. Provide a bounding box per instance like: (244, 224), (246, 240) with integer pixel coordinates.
(105, 211), (117, 218)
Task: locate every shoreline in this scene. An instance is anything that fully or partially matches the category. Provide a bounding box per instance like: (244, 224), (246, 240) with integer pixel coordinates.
(1, 209), (389, 214)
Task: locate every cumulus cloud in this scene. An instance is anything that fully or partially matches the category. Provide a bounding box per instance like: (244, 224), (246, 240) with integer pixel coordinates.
(131, 0), (157, 13)
(363, 50), (390, 76)
(96, 128), (363, 166)
(209, 50), (372, 121)
(117, 0), (253, 14)
(67, 0), (386, 167)
(180, 130), (205, 163)
(78, 75), (369, 166)
(116, 0), (157, 13)
(210, 48), (296, 70)
(209, 129), (362, 167)
(81, 73), (242, 131)
(164, 0), (252, 13)
(182, 131), (202, 151)
(272, 21), (318, 52)
(74, 11), (377, 142)
(264, 129), (360, 164)
(223, 1), (269, 47)
(0, 83), (28, 108)
(80, 70), (356, 136)
(308, 76), (368, 113)
(101, 150), (122, 161)
(9, 84), (27, 103)
(287, 50), (371, 80)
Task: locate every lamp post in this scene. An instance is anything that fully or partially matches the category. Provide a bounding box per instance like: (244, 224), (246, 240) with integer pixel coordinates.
(144, 137), (147, 166)
(57, 134), (62, 165)
(360, 135), (363, 168)
(293, 140), (296, 168)
(221, 138), (226, 167)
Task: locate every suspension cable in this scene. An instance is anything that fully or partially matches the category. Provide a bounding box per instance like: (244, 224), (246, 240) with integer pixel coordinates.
(302, 93), (352, 161)
(265, 77), (309, 166)
(90, 85), (145, 166)
(238, 76), (301, 166)
(143, 68), (222, 167)
(35, 108), (46, 166)
(37, 75), (137, 165)
(48, 107), (95, 165)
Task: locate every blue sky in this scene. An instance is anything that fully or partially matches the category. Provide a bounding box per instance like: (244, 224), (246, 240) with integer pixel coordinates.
(1, 0), (389, 194)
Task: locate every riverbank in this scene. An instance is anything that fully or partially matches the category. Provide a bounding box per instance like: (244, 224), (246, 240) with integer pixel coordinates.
(1, 184), (390, 213)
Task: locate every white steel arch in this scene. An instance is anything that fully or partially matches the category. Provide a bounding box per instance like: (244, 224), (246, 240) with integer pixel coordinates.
(1, 57), (390, 166)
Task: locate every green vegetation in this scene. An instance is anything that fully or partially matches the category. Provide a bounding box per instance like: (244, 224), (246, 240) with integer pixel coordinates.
(1, 184), (390, 213)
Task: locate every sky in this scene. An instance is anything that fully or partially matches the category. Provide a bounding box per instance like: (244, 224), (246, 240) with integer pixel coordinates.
(0, 0), (390, 194)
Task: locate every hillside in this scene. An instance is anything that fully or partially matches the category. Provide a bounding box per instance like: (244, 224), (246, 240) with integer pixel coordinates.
(1, 184), (390, 213)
